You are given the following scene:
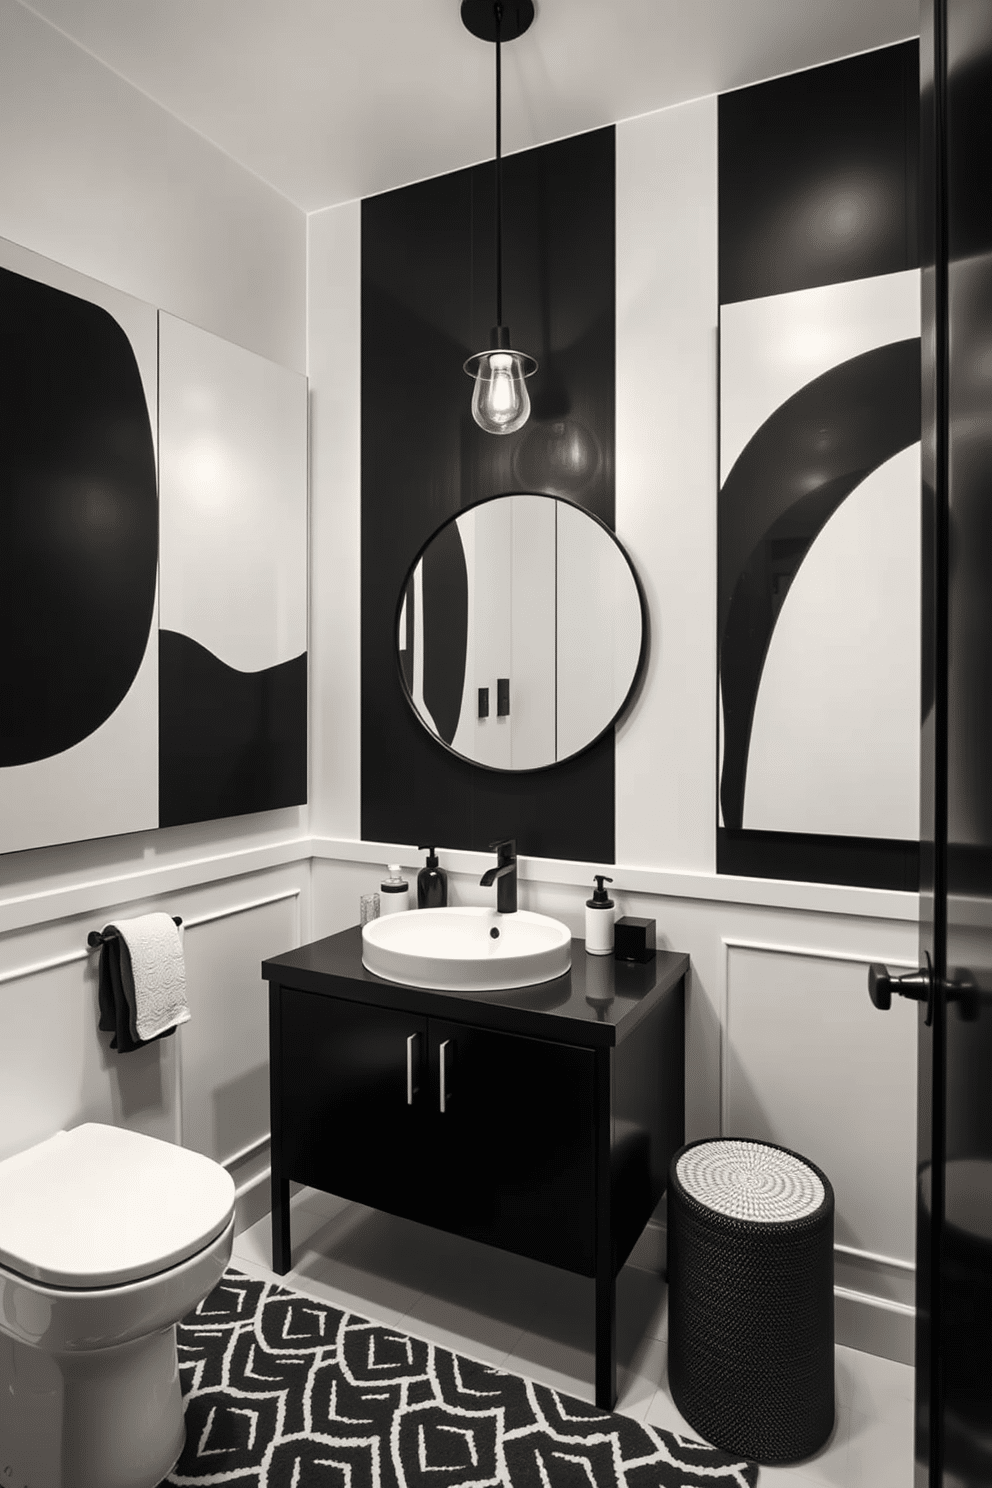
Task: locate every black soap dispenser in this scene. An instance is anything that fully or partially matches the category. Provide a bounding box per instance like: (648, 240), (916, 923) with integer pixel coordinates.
(417, 846), (448, 908)
(585, 874), (615, 955)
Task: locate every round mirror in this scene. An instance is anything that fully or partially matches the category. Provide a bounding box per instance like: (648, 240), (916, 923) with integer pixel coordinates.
(396, 493), (645, 771)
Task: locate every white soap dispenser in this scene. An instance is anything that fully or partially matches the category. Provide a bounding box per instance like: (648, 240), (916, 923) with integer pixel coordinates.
(585, 874), (615, 955)
(380, 864), (410, 915)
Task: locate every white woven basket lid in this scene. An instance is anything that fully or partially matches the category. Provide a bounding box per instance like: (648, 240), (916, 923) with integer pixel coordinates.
(677, 1140), (825, 1223)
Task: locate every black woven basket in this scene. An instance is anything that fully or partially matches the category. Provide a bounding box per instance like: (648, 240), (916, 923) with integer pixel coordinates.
(667, 1138), (835, 1464)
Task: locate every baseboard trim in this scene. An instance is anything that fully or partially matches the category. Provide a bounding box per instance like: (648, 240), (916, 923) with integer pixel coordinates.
(834, 1284), (915, 1365)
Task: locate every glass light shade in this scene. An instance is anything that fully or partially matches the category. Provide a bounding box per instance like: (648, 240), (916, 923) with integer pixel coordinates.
(464, 348), (537, 436)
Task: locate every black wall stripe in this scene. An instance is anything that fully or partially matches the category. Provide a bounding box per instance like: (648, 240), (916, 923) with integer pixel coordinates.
(361, 127), (616, 861)
(159, 631), (307, 828)
(719, 41), (920, 305)
(0, 265), (157, 767)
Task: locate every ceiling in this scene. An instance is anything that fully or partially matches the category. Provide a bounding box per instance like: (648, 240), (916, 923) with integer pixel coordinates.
(20, 0), (919, 214)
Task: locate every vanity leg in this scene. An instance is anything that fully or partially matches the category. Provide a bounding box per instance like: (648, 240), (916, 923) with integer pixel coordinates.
(269, 980), (291, 1274)
(595, 1269), (617, 1411)
(271, 1170), (291, 1274)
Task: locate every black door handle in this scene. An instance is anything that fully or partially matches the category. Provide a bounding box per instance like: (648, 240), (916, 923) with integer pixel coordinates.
(868, 952), (934, 1025)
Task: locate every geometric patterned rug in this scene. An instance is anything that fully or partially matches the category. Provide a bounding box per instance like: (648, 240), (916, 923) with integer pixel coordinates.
(160, 1270), (758, 1488)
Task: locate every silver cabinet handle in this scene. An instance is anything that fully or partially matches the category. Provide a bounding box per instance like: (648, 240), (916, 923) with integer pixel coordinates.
(439, 1038), (450, 1113)
(407, 1032), (418, 1105)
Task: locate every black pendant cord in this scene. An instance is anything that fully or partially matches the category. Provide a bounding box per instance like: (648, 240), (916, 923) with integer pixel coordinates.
(494, 1), (503, 328)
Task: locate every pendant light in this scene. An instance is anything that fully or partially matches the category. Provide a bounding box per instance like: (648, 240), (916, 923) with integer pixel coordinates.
(461, 0), (537, 436)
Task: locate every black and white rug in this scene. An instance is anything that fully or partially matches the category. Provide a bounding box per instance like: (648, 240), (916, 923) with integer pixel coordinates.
(162, 1270), (758, 1488)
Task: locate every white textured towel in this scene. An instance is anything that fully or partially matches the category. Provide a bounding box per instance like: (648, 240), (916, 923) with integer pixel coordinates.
(104, 914), (190, 1041)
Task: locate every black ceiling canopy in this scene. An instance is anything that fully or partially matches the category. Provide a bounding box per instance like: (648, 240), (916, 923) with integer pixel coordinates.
(460, 0), (534, 43)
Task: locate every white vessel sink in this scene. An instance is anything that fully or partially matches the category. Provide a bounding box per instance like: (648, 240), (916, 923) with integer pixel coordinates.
(361, 907), (571, 992)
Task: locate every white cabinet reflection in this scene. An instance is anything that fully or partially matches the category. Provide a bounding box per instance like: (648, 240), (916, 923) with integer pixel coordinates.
(397, 494), (644, 771)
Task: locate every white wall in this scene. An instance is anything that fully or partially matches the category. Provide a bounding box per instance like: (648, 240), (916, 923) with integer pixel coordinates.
(0, 0), (305, 372)
(615, 98), (720, 873)
(307, 199), (362, 839)
(0, 1), (309, 1226)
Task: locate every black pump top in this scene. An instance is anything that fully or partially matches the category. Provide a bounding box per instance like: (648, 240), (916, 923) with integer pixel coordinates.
(419, 845), (439, 868)
(588, 874), (614, 906)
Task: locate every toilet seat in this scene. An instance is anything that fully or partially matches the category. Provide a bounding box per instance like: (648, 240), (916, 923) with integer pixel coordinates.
(0, 1123), (236, 1288)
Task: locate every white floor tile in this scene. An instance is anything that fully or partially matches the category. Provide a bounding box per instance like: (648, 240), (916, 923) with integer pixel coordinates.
(618, 1264), (668, 1344)
(615, 1335), (668, 1422)
(502, 1328), (596, 1402)
(293, 1186), (355, 1220)
(400, 1292), (524, 1368)
(643, 1380), (698, 1440)
(837, 1343), (915, 1414)
(845, 1395), (915, 1488)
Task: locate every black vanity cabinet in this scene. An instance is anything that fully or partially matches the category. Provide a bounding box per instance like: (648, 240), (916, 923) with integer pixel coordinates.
(279, 990), (429, 1223)
(425, 1018), (598, 1274)
(264, 928), (687, 1410)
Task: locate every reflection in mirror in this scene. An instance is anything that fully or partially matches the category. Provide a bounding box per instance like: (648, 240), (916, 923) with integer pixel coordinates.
(397, 494), (643, 771)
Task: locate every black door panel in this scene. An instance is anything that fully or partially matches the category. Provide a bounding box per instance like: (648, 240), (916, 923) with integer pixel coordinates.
(429, 1019), (597, 1274)
(280, 988), (429, 1222)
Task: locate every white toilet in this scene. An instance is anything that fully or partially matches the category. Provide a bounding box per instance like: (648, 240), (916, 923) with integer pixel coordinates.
(0, 1123), (236, 1488)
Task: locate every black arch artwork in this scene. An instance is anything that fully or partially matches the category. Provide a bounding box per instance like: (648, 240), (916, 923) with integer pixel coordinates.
(718, 337), (921, 832)
(0, 266), (157, 766)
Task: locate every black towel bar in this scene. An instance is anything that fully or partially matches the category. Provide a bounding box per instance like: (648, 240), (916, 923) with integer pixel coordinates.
(87, 916), (183, 950)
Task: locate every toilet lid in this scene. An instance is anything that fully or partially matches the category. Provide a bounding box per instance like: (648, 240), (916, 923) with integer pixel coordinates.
(0, 1123), (236, 1288)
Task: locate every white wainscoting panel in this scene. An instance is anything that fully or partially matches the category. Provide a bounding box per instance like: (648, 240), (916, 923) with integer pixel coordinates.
(0, 860), (310, 1189)
(723, 941), (918, 1264)
(178, 884), (301, 1166)
(0, 918), (179, 1162)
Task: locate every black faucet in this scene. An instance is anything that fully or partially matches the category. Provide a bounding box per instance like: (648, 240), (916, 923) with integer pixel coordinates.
(480, 838), (517, 913)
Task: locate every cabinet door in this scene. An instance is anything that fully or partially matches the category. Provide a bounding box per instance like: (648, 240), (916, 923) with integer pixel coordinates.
(429, 1019), (597, 1275)
(280, 988), (428, 1222)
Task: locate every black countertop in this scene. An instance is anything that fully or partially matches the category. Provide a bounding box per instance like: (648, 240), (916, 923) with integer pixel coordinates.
(263, 926), (688, 1049)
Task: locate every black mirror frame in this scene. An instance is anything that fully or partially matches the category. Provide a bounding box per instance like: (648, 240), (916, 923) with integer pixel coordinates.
(393, 490), (650, 775)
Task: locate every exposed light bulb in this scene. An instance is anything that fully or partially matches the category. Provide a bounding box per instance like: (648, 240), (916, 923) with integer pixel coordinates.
(467, 347), (534, 436)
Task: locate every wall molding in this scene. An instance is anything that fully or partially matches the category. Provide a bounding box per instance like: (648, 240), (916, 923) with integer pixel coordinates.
(312, 835), (920, 922)
(0, 886), (303, 989)
(0, 835), (311, 936)
(835, 1240), (915, 1274)
(0, 833), (920, 940)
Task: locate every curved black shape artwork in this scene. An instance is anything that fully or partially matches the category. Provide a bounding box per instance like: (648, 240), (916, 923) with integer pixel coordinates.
(719, 337), (921, 831)
(159, 631), (307, 828)
(0, 266), (157, 766)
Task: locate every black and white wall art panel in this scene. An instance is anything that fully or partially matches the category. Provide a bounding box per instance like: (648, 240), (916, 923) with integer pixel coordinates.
(717, 42), (921, 890)
(158, 313), (308, 827)
(0, 236), (158, 854)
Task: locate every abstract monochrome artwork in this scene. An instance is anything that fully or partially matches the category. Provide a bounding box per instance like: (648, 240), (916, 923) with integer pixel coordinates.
(158, 315), (308, 827)
(0, 240), (307, 854)
(0, 236), (159, 854)
(717, 43), (921, 889)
